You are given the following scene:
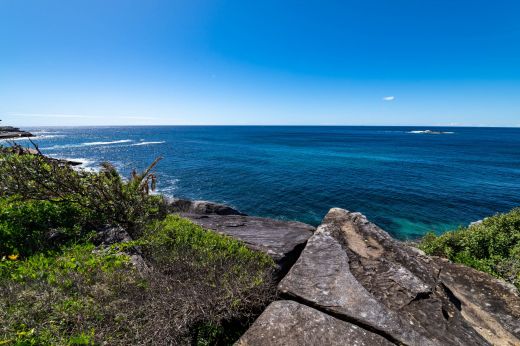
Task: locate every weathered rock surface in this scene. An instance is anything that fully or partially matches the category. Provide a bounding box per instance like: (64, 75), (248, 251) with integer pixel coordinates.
(236, 300), (393, 346)
(437, 259), (520, 345)
(181, 213), (314, 274)
(267, 208), (520, 345)
(278, 225), (436, 346)
(169, 198), (245, 215)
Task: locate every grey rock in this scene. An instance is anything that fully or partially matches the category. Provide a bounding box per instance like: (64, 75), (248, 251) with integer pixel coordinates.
(181, 213), (314, 275)
(278, 226), (434, 346)
(169, 198), (245, 215)
(236, 300), (393, 346)
(93, 225), (133, 246)
(278, 208), (490, 345)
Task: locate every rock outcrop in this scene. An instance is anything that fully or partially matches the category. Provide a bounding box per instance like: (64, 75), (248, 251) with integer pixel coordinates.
(238, 208), (520, 345)
(182, 213), (314, 275)
(0, 126), (32, 139)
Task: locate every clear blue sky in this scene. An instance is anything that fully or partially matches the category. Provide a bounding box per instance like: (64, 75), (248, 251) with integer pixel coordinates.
(1, 0), (519, 126)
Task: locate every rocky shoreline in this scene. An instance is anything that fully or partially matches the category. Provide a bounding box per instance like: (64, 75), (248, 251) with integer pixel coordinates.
(171, 199), (520, 345)
(0, 126), (33, 139)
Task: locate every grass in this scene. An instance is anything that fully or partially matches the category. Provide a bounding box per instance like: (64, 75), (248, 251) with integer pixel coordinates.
(418, 207), (520, 289)
(0, 214), (276, 345)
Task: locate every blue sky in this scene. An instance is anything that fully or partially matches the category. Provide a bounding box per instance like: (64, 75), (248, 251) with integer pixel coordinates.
(1, 0), (519, 126)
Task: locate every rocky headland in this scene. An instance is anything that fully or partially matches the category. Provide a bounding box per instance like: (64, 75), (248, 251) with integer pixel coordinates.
(0, 126), (33, 139)
(173, 200), (520, 345)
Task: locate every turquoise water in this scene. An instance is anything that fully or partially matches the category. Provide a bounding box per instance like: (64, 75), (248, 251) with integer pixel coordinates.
(10, 126), (520, 239)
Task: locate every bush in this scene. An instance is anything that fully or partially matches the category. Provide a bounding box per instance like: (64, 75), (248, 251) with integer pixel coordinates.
(418, 207), (520, 289)
(0, 144), (168, 236)
(0, 197), (90, 256)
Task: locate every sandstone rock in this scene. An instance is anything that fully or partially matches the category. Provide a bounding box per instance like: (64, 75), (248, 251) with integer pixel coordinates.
(278, 208), (491, 345)
(169, 198), (245, 215)
(236, 300), (393, 346)
(437, 259), (520, 346)
(278, 227), (435, 345)
(181, 213), (314, 275)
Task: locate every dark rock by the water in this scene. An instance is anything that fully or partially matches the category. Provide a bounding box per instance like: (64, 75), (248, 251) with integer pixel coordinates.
(240, 208), (520, 345)
(0, 126), (33, 139)
(236, 300), (393, 346)
(169, 198), (246, 215)
(181, 213), (314, 275)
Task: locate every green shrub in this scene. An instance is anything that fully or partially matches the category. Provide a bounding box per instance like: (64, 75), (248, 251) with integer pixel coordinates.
(418, 207), (520, 289)
(0, 197), (90, 257)
(0, 146), (167, 236)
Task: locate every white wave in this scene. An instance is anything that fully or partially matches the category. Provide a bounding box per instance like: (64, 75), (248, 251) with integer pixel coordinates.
(132, 141), (165, 146)
(82, 139), (133, 146)
(408, 130), (454, 134)
(41, 139), (133, 150)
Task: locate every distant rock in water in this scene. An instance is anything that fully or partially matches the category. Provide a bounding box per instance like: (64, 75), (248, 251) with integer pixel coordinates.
(0, 126), (33, 139)
(408, 129), (455, 134)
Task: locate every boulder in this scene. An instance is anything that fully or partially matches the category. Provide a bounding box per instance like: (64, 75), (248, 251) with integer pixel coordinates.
(169, 198), (245, 216)
(277, 208), (498, 345)
(181, 213), (314, 275)
(236, 300), (393, 346)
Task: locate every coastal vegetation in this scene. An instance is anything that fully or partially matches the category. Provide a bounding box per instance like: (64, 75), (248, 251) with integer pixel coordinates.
(0, 144), (276, 345)
(419, 207), (520, 289)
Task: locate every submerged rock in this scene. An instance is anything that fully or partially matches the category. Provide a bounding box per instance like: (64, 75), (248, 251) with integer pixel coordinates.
(236, 300), (392, 346)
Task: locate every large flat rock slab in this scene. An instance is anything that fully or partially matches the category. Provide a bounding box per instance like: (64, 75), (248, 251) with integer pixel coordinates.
(278, 208), (493, 345)
(181, 213), (314, 273)
(236, 300), (393, 346)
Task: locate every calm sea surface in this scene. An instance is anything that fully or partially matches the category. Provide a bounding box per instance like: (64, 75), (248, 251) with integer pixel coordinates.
(10, 126), (520, 239)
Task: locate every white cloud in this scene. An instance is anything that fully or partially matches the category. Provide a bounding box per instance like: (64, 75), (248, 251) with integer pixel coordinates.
(382, 96), (395, 101)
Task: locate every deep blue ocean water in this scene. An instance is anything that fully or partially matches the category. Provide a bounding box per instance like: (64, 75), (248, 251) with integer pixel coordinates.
(9, 126), (520, 239)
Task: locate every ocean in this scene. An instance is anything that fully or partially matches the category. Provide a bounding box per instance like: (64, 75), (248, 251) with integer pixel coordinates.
(8, 126), (520, 240)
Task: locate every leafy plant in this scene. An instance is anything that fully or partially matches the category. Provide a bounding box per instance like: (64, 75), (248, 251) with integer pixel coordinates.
(0, 144), (167, 236)
(418, 207), (520, 289)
